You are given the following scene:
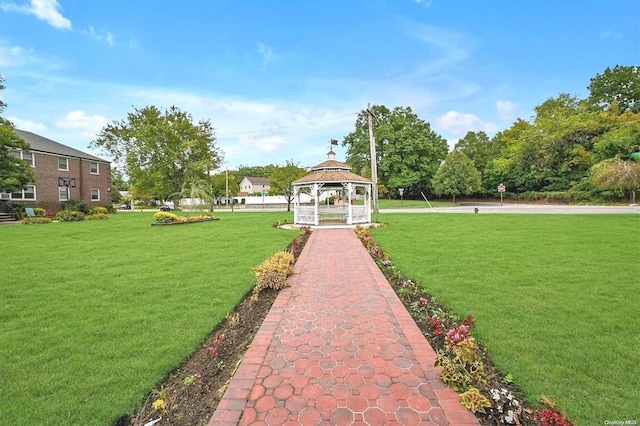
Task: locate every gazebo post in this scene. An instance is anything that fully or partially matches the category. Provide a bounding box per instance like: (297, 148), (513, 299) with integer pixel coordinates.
(293, 186), (299, 224)
(313, 183), (319, 225)
(347, 182), (353, 225)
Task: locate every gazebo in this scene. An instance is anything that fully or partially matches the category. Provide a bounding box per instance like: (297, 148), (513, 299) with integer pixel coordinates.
(292, 150), (373, 226)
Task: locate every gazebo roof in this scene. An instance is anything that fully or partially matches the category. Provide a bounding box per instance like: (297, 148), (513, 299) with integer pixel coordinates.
(293, 150), (372, 185)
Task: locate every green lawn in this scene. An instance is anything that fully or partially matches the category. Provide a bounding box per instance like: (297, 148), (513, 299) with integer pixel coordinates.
(370, 213), (639, 424)
(0, 211), (295, 425)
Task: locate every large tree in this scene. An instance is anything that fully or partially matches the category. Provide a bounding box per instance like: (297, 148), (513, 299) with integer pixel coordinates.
(236, 164), (277, 179)
(269, 160), (307, 211)
(588, 65), (640, 113)
(454, 130), (505, 181)
(591, 157), (640, 203)
(431, 150), (481, 202)
(0, 75), (37, 194)
(343, 105), (448, 199)
(91, 106), (222, 204)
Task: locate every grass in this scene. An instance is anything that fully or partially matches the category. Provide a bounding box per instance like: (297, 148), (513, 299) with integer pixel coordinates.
(369, 213), (639, 424)
(0, 211), (295, 425)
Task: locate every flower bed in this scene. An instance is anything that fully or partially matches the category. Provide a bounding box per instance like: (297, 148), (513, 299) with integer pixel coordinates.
(152, 212), (219, 226)
(354, 227), (574, 425)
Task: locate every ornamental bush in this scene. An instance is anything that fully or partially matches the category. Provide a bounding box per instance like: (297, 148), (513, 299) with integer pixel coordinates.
(21, 216), (52, 224)
(252, 251), (295, 294)
(33, 207), (47, 217)
(154, 212), (179, 223)
(89, 206), (108, 215)
(85, 213), (109, 220)
(55, 210), (85, 222)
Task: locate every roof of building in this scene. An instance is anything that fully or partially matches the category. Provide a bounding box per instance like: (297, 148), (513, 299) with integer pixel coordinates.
(293, 150), (372, 185)
(243, 176), (271, 185)
(14, 129), (109, 163)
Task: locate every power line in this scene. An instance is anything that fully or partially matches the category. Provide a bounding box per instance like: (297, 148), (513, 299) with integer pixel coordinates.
(217, 112), (358, 138)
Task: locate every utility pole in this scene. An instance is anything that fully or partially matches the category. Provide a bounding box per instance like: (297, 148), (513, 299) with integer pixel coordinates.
(367, 103), (379, 213)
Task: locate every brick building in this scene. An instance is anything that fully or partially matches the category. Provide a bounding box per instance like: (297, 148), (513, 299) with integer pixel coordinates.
(1, 129), (112, 213)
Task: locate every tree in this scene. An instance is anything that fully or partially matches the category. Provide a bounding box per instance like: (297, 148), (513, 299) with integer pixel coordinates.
(431, 150), (481, 202)
(0, 74), (37, 194)
(343, 105), (448, 199)
(269, 160), (307, 211)
(454, 130), (504, 181)
(591, 158), (640, 203)
(210, 170), (239, 206)
(588, 65), (640, 113)
(236, 164), (277, 179)
(91, 106), (222, 204)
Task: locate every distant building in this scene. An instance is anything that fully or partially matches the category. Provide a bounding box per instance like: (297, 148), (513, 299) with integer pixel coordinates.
(238, 176), (270, 196)
(1, 129), (112, 213)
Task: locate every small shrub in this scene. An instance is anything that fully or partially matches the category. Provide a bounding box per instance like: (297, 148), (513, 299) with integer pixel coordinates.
(85, 213), (109, 220)
(89, 206), (108, 215)
(252, 251), (295, 295)
(154, 212), (179, 223)
(33, 207), (47, 217)
(460, 387), (492, 414)
(488, 388), (523, 424)
(21, 216), (52, 224)
(62, 199), (89, 214)
(55, 210), (85, 222)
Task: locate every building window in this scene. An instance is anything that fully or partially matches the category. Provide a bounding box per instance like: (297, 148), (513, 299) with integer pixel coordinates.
(59, 187), (69, 202)
(11, 149), (35, 167)
(91, 188), (100, 201)
(58, 157), (69, 171)
(90, 162), (99, 174)
(9, 185), (36, 200)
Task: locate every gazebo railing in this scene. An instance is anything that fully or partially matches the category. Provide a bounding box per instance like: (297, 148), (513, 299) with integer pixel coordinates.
(295, 206), (316, 224)
(319, 206), (347, 222)
(351, 205), (369, 223)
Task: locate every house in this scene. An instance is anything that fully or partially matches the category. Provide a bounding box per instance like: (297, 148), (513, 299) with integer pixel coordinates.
(238, 176), (270, 196)
(1, 129), (112, 213)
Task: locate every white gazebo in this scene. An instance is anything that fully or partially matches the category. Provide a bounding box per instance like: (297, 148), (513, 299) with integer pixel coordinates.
(292, 150), (373, 226)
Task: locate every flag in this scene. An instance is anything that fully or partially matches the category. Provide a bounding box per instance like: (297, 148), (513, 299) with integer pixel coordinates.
(331, 139), (338, 145)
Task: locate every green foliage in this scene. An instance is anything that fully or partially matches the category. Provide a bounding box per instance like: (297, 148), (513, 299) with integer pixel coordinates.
(91, 105), (222, 203)
(236, 164), (277, 179)
(460, 387), (492, 414)
(21, 216), (52, 224)
(252, 251), (295, 295)
(455, 131), (504, 179)
(55, 210), (86, 221)
(63, 199), (89, 214)
(154, 211), (180, 223)
(85, 213), (109, 220)
(269, 160), (307, 211)
(590, 157), (640, 203)
(33, 207), (47, 217)
(432, 150), (481, 202)
(0, 123), (37, 194)
(588, 65), (640, 113)
(89, 206), (108, 215)
(343, 105), (448, 198)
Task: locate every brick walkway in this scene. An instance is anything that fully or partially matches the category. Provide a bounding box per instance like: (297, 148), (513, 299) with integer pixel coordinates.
(210, 229), (479, 425)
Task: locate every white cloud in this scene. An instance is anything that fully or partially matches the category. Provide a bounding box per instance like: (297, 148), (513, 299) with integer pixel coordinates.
(435, 111), (499, 137)
(1, 0), (71, 30)
(600, 30), (622, 40)
(82, 25), (115, 46)
(8, 116), (48, 133)
(56, 110), (108, 139)
(258, 43), (277, 66)
(496, 100), (518, 120)
(414, 0), (432, 6)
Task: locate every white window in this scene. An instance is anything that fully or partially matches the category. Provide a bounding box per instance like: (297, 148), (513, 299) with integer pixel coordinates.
(10, 185), (36, 200)
(11, 150), (35, 167)
(90, 162), (99, 174)
(59, 187), (69, 202)
(91, 188), (100, 201)
(58, 157), (69, 171)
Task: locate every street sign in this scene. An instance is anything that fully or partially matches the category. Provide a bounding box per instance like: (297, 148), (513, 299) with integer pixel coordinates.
(398, 188), (404, 197)
(498, 183), (506, 193)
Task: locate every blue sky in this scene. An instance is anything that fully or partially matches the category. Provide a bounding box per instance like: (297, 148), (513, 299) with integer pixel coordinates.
(1, 0), (638, 170)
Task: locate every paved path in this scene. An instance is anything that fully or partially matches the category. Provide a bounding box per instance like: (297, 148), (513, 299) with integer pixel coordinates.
(210, 229), (478, 425)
